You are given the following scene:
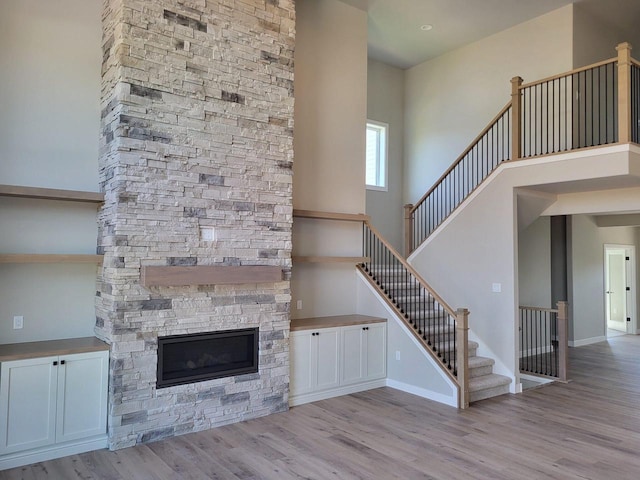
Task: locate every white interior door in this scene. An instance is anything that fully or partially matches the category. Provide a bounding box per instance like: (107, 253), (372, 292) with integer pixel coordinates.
(605, 247), (629, 334)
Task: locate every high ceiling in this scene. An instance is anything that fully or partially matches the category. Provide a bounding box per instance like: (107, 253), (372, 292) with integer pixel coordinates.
(339, 0), (640, 69)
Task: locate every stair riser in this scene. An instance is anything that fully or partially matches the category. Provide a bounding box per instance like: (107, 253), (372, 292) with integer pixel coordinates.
(470, 384), (510, 403)
(469, 365), (493, 378)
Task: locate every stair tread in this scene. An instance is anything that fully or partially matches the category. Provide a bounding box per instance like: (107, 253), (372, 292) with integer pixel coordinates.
(469, 373), (511, 392)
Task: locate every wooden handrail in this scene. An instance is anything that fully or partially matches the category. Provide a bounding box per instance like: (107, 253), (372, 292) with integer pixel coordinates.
(410, 101), (512, 215)
(519, 306), (559, 313)
(519, 57), (617, 90)
(364, 220), (457, 319)
(631, 57), (640, 68)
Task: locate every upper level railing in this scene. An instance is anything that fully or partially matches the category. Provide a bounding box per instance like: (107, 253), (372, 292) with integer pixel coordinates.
(405, 103), (511, 254)
(519, 59), (618, 158)
(405, 43), (639, 255)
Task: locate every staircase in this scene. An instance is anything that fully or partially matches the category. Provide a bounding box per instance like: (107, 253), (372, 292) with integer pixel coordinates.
(360, 226), (511, 406)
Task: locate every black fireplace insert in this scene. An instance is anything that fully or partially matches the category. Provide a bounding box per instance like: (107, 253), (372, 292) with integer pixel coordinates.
(157, 328), (258, 388)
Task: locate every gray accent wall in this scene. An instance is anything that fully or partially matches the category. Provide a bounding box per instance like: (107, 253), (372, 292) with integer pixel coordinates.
(0, 0), (102, 344)
(366, 59), (405, 253)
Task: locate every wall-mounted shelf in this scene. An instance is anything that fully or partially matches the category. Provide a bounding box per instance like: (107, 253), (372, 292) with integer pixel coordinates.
(0, 184), (104, 204)
(0, 254), (104, 264)
(293, 209), (369, 222)
(141, 265), (284, 287)
(292, 256), (369, 264)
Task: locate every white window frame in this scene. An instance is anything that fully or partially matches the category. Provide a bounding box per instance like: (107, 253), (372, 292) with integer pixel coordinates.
(366, 120), (389, 192)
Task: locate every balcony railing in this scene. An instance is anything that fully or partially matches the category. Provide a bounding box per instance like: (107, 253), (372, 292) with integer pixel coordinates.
(406, 42), (640, 255)
(519, 302), (568, 381)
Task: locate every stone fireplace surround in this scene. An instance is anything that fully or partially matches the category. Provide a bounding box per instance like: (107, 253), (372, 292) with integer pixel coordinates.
(95, 0), (295, 450)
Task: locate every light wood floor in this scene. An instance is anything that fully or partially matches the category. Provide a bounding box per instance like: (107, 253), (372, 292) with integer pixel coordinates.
(3, 336), (640, 479)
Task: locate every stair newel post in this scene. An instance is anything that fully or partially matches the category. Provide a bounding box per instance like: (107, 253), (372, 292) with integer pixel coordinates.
(617, 42), (633, 143)
(456, 308), (470, 409)
(511, 77), (523, 160)
(404, 203), (413, 257)
(557, 301), (569, 382)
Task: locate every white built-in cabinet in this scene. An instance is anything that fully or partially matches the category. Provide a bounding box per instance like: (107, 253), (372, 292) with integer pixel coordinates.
(290, 327), (341, 396)
(290, 315), (386, 406)
(0, 338), (109, 470)
(341, 323), (387, 386)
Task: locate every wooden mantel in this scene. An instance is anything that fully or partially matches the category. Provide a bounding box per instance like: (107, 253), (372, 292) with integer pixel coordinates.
(140, 265), (284, 287)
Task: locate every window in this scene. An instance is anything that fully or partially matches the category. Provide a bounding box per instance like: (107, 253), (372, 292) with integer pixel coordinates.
(366, 121), (388, 190)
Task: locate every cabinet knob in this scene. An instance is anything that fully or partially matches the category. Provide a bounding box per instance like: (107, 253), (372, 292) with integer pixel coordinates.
(60, 360), (66, 365)
(53, 361), (58, 366)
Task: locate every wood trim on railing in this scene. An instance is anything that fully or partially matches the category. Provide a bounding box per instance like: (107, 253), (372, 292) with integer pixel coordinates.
(456, 308), (470, 409)
(409, 101), (513, 215)
(364, 220), (457, 319)
(519, 57), (617, 90)
(557, 301), (569, 382)
(618, 42), (633, 144)
(293, 210), (370, 222)
(511, 77), (523, 161)
(631, 57), (640, 68)
(404, 203), (413, 257)
(518, 306), (559, 313)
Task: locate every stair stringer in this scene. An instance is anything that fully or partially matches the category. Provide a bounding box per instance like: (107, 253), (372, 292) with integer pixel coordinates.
(355, 270), (459, 408)
(408, 143), (640, 394)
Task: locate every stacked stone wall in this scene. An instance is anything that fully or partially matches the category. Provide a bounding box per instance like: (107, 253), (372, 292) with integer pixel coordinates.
(96, 0), (294, 449)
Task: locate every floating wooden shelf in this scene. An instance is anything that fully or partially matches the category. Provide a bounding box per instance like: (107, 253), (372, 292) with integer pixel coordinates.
(0, 184), (104, 203)
(0, 254), (104, 264)
(293, 209), (369, 222)
(141, 265), (284, 287)
(292, 256), (369, 264)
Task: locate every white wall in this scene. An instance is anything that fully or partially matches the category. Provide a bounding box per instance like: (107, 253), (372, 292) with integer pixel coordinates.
(0, 0), (101, 344)
(518, 216), (552, 308)
(573, 4), (630, 68)
(291, 0), (368, 319)
(404, 5), (574, 204)
(0, 0), (101, 190)
(366, 60), (405, 252)
(356, 272), (457, 406)
(568, 215), (639, 344)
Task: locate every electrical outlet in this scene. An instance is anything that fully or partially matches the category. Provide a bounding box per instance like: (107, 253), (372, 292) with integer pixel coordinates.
(13, 316), (24, 330)
(395, 350), (401, 361)
(200, 226), (215, 242)
(492, 283), (502, 293)
(296, 300), (303, 310)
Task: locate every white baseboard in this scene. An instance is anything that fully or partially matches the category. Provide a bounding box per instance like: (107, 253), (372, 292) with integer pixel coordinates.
(569, 336), (606, 347)
(386, 379), (458, 408)
(289, 378), (387, 407)
(0, 435), (107, 471)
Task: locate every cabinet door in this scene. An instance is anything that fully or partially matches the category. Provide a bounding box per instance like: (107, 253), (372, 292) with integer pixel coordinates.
(0, 357), (58, 454)
(290, 331), (315, 396)
(56, 351), (108, 443)
(341, 325), (365, 385)
(364, 323), (387, 381)
(314, 328), (340, 391)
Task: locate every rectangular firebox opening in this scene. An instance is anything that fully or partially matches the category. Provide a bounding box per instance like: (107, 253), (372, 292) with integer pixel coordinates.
(157, 328), (258, 388)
